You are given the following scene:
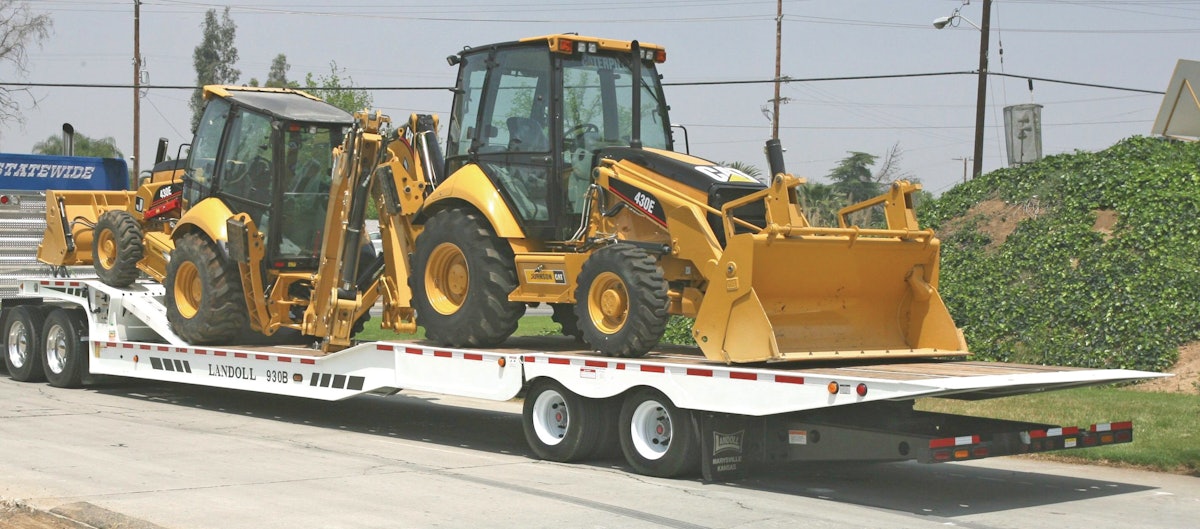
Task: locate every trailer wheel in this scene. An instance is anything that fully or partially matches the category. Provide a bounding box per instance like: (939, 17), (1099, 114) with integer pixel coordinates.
(165, 232), (248, 344)
(42, 309), (87, 388)
(619, 388), (699, 477)
(4, 306), (46, 382)
(574, 244), (669, 358)
(522, 379), (604, 462)
(412, 207), (524, 347)
(550, 303), (583, 341)
(93, 210), (144, 288)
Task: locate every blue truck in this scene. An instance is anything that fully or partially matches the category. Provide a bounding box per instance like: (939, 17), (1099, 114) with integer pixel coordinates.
(0, 152), (128, 297)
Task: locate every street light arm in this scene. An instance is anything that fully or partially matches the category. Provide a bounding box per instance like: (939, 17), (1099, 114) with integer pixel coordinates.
(932, 13), (982, 31)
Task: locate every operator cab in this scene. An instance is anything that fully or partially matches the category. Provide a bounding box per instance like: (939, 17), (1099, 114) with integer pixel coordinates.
(184, 86), (352, 269)
(445, 35), (673, 241)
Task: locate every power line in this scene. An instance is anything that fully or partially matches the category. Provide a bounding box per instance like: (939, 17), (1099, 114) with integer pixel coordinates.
(0, 70), (1165, 95)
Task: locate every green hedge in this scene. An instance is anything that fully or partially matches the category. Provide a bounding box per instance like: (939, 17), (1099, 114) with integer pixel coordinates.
(920, 136), (1200, 372)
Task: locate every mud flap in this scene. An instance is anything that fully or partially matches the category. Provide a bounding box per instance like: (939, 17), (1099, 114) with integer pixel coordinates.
(697, 412), (765, 482)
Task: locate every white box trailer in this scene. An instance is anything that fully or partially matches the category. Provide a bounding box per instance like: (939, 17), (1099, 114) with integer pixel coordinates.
(2, 278), (1165, 480)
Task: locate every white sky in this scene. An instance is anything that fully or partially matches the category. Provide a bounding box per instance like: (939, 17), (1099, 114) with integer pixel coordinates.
(1, 0), (1195, 195)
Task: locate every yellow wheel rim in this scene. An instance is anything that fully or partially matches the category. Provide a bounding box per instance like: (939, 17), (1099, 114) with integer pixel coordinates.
(96, 228), (117, 270)
(173, 261), (203, 319)
(426, 242), (469, 315)
(588, 272), (628, 334)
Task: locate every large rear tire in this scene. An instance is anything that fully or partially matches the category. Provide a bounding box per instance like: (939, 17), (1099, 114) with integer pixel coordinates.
(412, 207), (524, 347)
(165, 232), (248, 344)
(4, 306), (46, 382)
(522, 379), (604, 462)
(93, 210), (144, 288)
(42, 309), (88, 388)
(618, 388), (699, 478)
(574, 244), (669, 358)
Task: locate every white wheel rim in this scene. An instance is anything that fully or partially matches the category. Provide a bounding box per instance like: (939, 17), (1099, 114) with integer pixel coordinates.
(44, 324), (69, 375)
(630, 399), (672, 460)
(6, 320), (28, 369)
(532, 389), (569, 446)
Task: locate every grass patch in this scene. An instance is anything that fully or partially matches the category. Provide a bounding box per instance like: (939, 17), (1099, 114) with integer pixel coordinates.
(355, 315), (559, 342)
(917, 387), (1200, 475)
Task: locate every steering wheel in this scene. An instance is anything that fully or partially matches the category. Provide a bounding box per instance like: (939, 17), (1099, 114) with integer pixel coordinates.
(565, 122), (599, 143)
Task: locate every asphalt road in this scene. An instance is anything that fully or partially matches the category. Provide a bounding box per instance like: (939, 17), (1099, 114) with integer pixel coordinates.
(1, 373), (1196, 529)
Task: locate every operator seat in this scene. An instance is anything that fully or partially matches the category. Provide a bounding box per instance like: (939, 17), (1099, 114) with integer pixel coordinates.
(507, 117), (548, 152)
(502, 117), (550, 221)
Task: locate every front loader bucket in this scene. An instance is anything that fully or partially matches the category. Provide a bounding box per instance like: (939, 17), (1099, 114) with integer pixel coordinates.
(692, 230), (968, 364)
(37, 189), (133, 266)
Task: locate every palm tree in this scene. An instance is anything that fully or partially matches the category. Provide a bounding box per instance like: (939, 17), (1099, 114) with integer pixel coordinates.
(32, 133), (124, 159)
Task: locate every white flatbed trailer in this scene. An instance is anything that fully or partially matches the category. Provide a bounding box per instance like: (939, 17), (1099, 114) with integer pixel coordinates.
(3, 278), (1166, 480)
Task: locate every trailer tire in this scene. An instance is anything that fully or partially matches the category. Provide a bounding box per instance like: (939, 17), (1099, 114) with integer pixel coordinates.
(522, 379), (604, 462)
(412, 207), (524, 347)
(93, 210), (144, 288)
(550, 303), (583, 341)
(619, 388), (699, 477)
(165, 232), (248, 344)
(42, 309), (88, 388)
(575, 244), (669, 358)
(4, 306), (46, 382)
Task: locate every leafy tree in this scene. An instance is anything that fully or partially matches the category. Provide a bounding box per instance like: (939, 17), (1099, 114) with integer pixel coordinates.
(304, 61), (372, 114)
(825, 143), (910, 227)
(32, 132), (124, 159)
(798, 181), (842, 227)
(190, 7), (240, 130)
(0, 0), (52, 128)
(266, 53), (294, 88)
(249, 54), (298, 89)
(828, 151), (880, 203)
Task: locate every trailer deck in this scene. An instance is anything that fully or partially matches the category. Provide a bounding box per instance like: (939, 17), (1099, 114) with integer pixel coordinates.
(3, 277), (1168, 480)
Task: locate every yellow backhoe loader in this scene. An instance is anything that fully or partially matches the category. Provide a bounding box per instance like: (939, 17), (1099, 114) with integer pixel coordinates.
(40, 36), (969, 364)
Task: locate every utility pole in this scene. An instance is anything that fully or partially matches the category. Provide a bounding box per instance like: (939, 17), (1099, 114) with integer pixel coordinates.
(771, 0), (783, 140)
(971, 0), (992, 180)
(132, 0), (141, 189)
(953, 157), (971, 183)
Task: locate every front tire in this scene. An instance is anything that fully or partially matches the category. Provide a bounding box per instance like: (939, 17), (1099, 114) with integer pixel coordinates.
(619, 388), (699, 478)
(4, 306), (46, 382)
(522, 379), (604, 462)
(412, 207), (524, 347)
(574, 244), (669, 357)
(93, 210), (144, 288)
(42, 309), (88, 388)
(165, 232), (248, 344)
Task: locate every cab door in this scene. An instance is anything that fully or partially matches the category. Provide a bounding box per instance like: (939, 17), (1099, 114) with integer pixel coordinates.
(447, 45), (564, 241)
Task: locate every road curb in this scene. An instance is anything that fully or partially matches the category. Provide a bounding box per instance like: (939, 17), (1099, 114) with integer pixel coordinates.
(50, 502), (168, 529)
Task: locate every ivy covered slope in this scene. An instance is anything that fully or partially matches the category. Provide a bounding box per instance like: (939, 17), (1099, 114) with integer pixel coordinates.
(919, 136), (1200, 372)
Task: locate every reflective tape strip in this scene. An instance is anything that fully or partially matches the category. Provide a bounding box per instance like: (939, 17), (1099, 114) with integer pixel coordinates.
(930, 435), (980, 449)
(1091, 422), (1132, 432)
(521, 355), (798, 384)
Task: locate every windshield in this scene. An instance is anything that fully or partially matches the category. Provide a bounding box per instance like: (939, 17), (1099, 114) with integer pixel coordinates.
(561, 52), (670, 151)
